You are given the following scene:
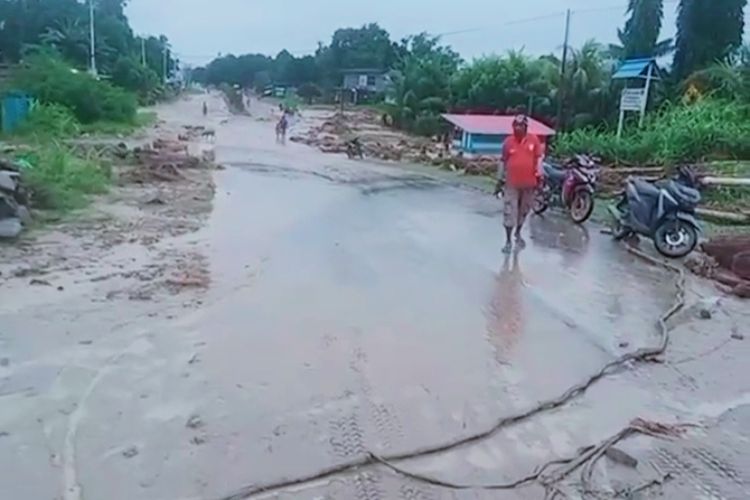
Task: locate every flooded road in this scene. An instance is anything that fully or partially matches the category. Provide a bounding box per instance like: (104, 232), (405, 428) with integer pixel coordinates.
(1, 95), (749, 500)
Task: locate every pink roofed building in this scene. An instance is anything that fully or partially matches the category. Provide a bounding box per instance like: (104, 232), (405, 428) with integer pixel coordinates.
(442, 114), (556, 155)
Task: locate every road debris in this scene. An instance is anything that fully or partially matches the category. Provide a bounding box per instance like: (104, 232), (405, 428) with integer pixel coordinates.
(216, 246), (688, 500)
(604, 446), (638, 468)
(122, 446), (139, 459)
(190, 435), (207, 446)
(686, 244), (750, 299)
(186, 414), (204, 429)
(122, 137), (218, 185)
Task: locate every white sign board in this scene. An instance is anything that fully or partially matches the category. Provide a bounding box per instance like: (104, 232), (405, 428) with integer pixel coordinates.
(620, 88), (646, 112)
(358, 75), (368, 88)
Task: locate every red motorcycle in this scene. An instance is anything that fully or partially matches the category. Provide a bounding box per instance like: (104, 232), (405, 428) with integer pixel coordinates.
(533, 155), (599, 224)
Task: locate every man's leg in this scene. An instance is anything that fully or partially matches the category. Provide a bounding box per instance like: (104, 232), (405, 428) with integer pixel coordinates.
(514, 188), (535, 248)
(502, 186), (519, 253)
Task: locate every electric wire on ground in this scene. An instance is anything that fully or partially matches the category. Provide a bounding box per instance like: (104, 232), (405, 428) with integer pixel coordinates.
(217, 245), (688, 500)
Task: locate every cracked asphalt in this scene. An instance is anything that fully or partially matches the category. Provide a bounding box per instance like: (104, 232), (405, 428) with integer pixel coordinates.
(1, 95), (748, 500)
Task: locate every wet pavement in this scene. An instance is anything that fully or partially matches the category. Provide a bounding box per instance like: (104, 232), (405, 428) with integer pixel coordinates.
(1, 95), (749, 500)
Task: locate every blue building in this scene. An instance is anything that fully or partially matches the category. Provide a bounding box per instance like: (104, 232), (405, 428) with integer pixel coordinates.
(442, 114), (556, 155)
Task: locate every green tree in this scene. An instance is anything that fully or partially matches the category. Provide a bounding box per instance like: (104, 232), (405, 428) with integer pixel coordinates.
(611, 0), (672, 59)
(0, 0), (175, 81)
(673, 0), (747, 80)
(566, 40), (617, 127)
(385, 35), (459, 135)
(111, 55), (160, 102)
(452, 52), (557, 116)
(39, 18), (90, 66)
(298, 82), (322, 104)
(315, 23), (398, 88)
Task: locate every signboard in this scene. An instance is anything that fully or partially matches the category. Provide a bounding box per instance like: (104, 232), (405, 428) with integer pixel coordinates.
(358, 75), (368, 88)
(620, 88), (646, 112)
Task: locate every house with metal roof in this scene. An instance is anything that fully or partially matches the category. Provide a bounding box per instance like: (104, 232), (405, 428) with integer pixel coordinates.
(342, 68), (390, 93)
(442, 114), (556, 155)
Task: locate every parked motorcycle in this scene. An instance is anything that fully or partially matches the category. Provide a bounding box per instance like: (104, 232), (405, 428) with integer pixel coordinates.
(346, 138), (364, 159)
(0, 164), (30, 239)
(608, 166), (701, 258)
(533, 155), (599, 224)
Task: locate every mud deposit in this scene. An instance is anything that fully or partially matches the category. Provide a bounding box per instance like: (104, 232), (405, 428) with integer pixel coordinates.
(1, 95), (749, 500)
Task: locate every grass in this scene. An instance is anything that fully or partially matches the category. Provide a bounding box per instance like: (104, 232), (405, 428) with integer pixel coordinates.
(14, 142), (111, 211)
(553, 99), (750, 165)
(700, 161), (750, 211)
(79, 111), (158, 136)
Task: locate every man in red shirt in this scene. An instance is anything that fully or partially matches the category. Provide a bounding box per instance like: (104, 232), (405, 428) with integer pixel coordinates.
(495, 115), (543, 253)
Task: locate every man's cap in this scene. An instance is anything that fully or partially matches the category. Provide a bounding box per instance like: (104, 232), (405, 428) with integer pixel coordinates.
(513, 114), (529, 127)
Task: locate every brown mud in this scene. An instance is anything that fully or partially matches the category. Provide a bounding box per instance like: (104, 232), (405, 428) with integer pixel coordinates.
(0, 94), (748, 500)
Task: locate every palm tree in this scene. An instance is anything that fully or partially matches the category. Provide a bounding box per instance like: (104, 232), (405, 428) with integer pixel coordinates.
(673, 0), (747, 80)
(40, 18), (90, 67)
(566, 40), (617, 127)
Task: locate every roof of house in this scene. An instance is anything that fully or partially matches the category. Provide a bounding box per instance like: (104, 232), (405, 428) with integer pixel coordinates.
(612, 58), (661, 80)
(442, 114), (556, 136)
(341, 68), (387, 74)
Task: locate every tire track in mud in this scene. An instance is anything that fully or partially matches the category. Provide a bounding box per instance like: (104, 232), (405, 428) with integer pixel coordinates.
(327, 342), (438, 500)
(654, 439), (748, 498)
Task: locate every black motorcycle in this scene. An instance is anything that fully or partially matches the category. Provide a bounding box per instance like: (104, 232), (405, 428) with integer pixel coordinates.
(609, 167), (701, 258)
(533, 155), (599, 224)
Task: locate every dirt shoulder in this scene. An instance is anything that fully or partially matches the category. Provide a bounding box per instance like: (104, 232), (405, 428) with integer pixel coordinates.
(0, 94), (221, 300)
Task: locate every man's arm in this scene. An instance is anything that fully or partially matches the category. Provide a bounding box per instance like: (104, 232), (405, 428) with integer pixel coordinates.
(495, 140), (509, 195)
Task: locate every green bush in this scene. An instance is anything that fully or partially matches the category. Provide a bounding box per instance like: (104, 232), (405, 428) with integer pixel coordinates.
(13, 54), (137, 124)
(17, 103), (81, 138)
(111, 56), (161, 104)
(553, 99), (750, 164)
(413, 112), (444, 137)
(16, 143), (111, 210)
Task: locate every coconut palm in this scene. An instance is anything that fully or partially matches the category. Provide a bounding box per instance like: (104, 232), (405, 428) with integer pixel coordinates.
(566, 40), (617, 127)
(40, 18), (90, 66)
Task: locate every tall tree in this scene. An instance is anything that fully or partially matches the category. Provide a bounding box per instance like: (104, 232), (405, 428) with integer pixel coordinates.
(673, 0), (747, 79)
(616, 0), (672, 59)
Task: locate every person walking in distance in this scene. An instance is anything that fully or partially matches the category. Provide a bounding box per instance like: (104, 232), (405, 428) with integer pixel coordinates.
(494, 115), (544, 253)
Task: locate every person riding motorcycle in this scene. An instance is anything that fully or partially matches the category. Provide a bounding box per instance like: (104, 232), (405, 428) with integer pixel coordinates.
(346, 136), (364, 159)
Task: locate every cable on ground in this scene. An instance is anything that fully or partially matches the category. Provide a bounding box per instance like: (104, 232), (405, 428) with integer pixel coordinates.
(217, 245), (687, 500)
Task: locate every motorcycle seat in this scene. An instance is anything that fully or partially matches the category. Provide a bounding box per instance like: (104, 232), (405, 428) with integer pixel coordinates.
(632, 178), (661, 197)
(543, 163), (567, 183)
(666, 181), (700, 205)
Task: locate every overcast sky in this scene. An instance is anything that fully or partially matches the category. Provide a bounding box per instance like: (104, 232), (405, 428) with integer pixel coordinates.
(126, 0), (687, 66)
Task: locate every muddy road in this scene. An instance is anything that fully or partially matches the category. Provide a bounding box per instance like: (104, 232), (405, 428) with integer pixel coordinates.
(1, 94), (749, 500)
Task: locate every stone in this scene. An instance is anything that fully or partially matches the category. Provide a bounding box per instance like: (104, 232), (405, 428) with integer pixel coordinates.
(0, 218), (22, 239)
(605, 447), (638, 468)
(186, 414), (204, 429)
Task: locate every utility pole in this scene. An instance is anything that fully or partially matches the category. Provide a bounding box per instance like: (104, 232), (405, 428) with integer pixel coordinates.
(162, 45), (168, 83)
(141, 37), (146, 67)
(88, 0), (97, 76)
(556, 8), (571, 131)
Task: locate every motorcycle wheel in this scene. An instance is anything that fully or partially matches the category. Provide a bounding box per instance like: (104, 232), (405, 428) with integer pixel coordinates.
(653, 220), (698, 258)
(532, 190), (549, 216)
(569, 189), (594, 224)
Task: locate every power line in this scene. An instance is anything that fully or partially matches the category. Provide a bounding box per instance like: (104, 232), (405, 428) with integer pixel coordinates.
(438, 12), (568, 38)
(174, 0), (680, 64)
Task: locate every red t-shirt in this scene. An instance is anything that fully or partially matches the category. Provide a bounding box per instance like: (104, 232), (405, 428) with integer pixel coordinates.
(503, 134), (542, 189)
